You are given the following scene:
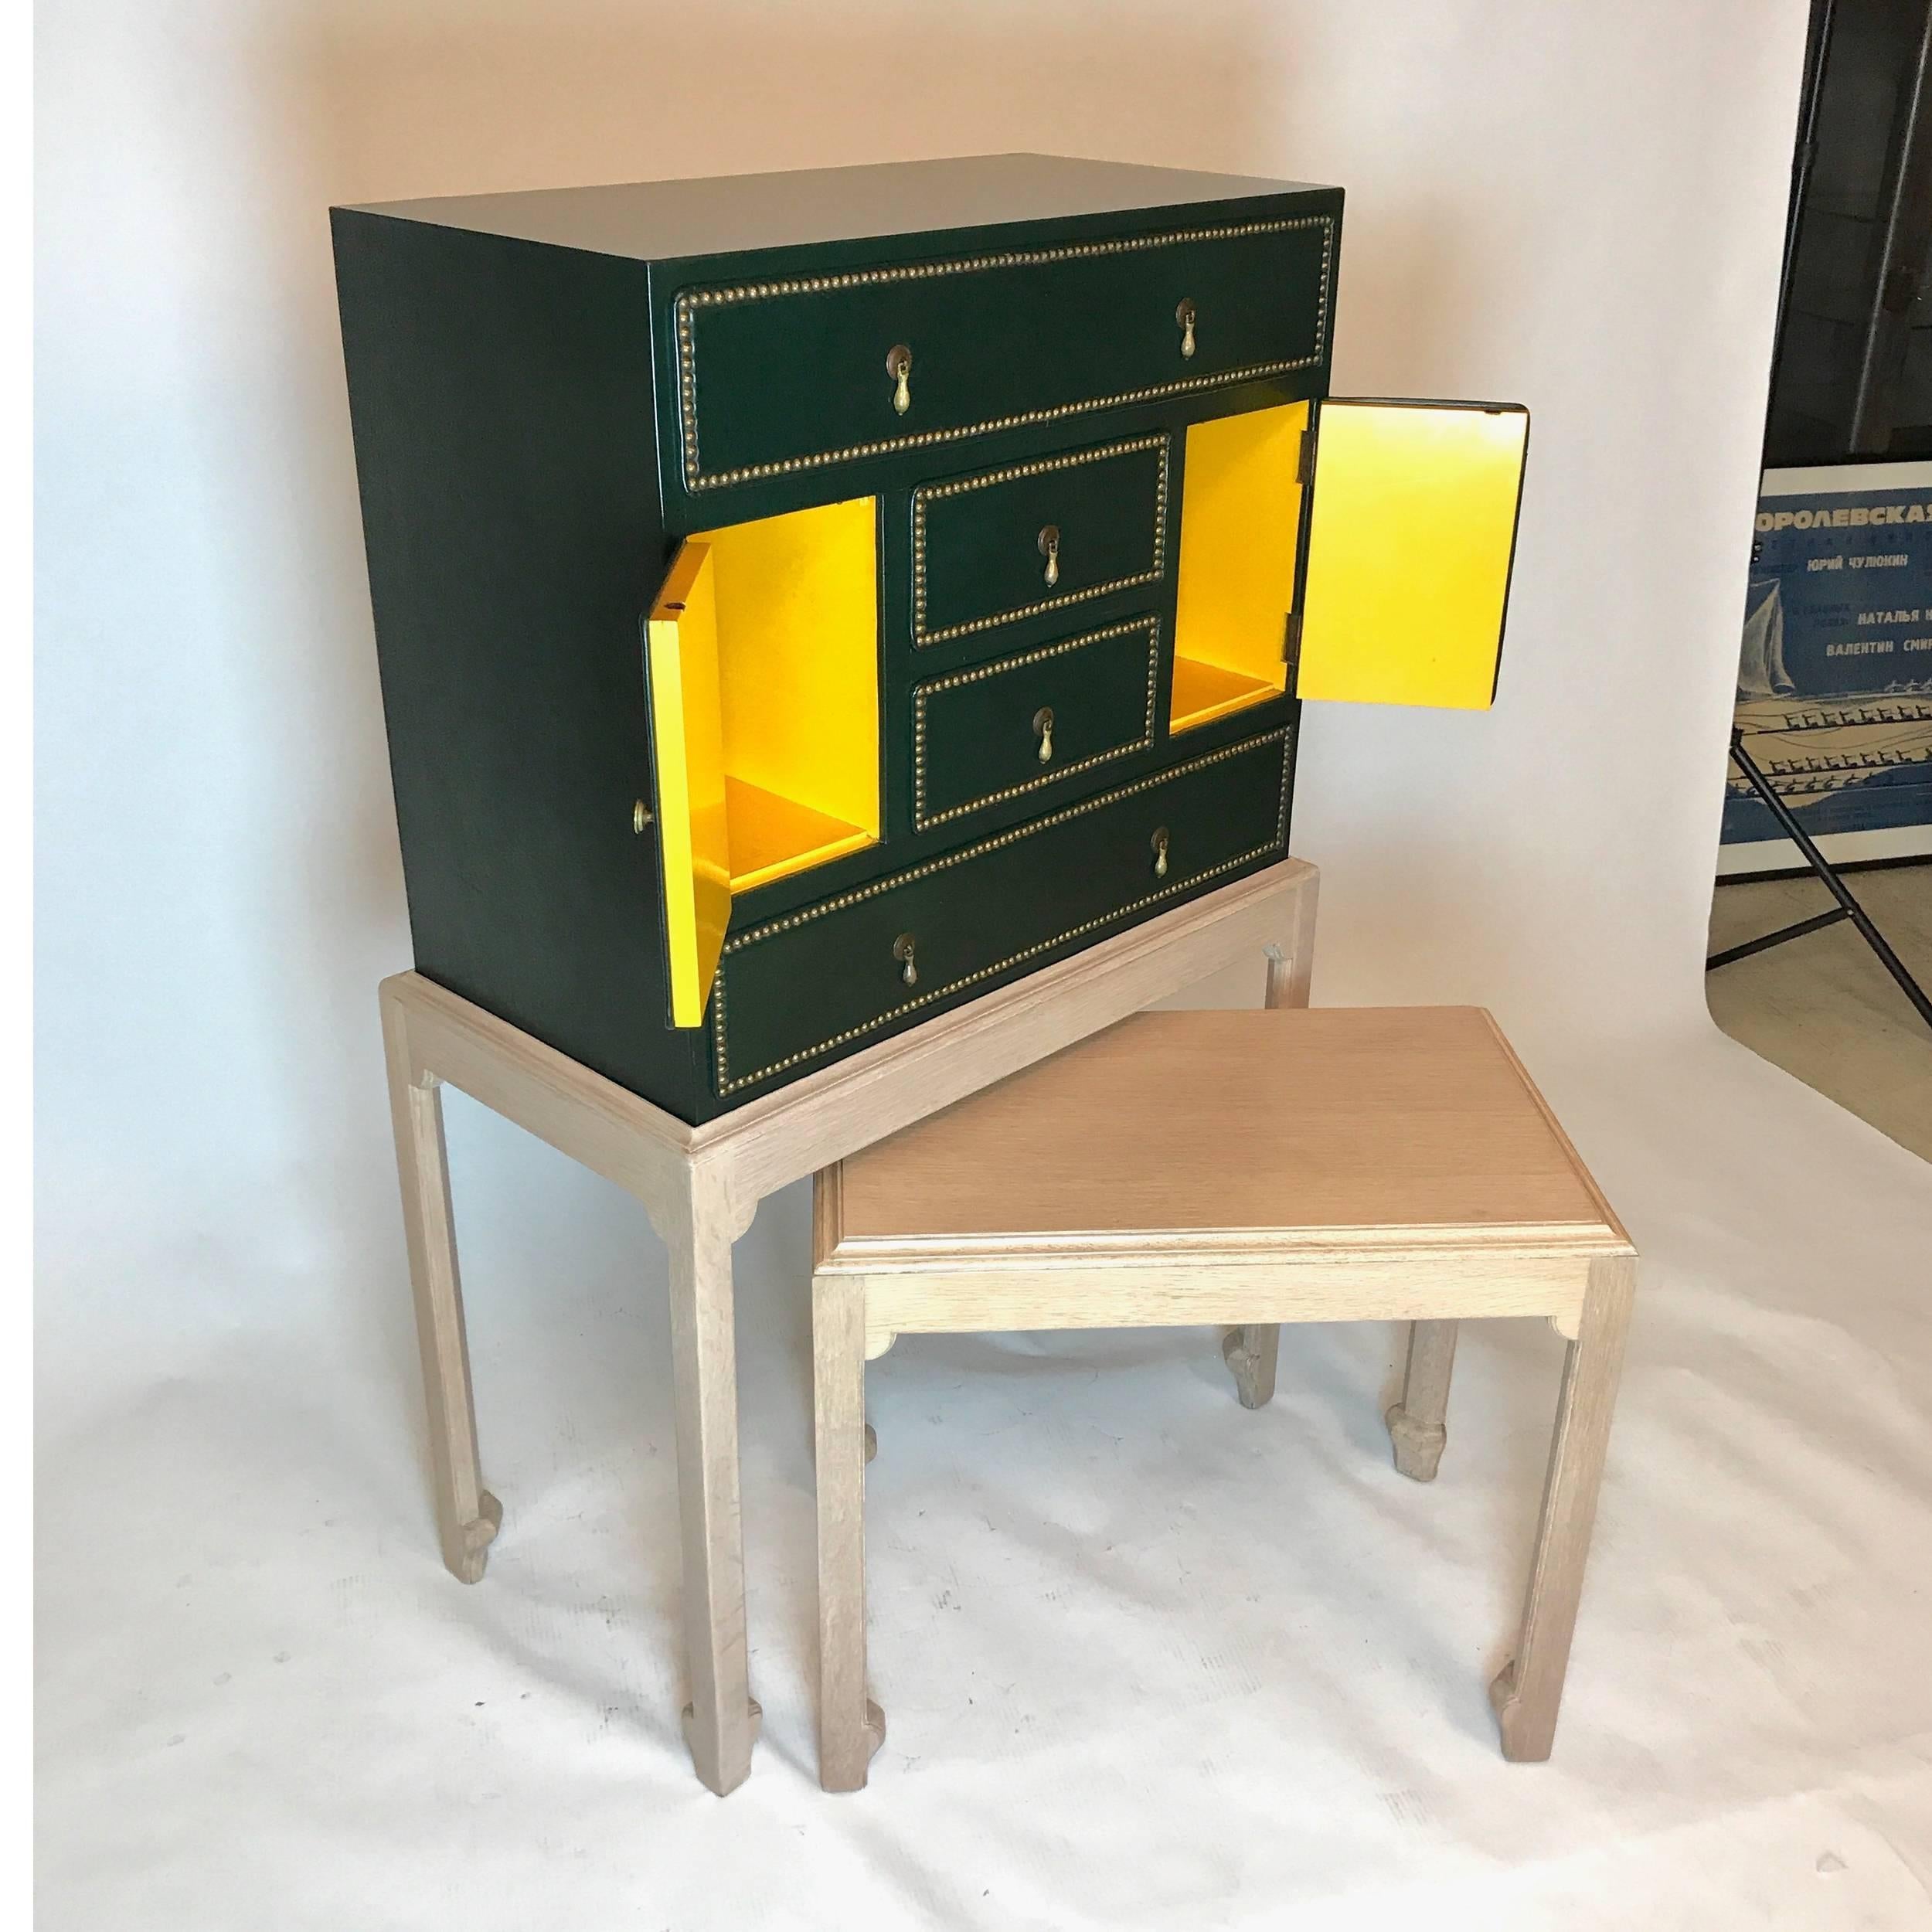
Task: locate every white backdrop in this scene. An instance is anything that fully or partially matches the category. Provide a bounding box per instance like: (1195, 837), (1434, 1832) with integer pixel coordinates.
(36, 2), (1932, 1926)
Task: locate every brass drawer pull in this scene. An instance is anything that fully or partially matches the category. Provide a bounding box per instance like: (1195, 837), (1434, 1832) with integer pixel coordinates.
(892, 932), (918, 985)
(1151, 826), (1170, 878)
(1175, 298), (1196, 359)
(1032, 706), (1055, 764)
(886, 344), (913, 415)
(1037, 523), (1061, 588)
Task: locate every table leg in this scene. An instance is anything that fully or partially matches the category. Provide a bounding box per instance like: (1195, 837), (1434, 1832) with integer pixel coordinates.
(1223, 896), (1319, 1408)
(1221, 1326), (1281, 1410)
(381, 991), (500, 1586)
(1492, 1253), (1637, 1760)
(665, 1170), (759, 1796)
(1386, 1321), (1459, 1481)
(815, 1268), (886, 1792)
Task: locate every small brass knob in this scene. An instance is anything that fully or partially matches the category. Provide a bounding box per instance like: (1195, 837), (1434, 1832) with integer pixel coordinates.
(886, 344), (913, 415)
(1032, 706), (1055, 764)
(1038, 523), (1061, 589)
(892, 932), (918, 986)
(1151, 826), (1170, 879)
(1175, 298), (1196, 359)
(633, 800), (653, 834)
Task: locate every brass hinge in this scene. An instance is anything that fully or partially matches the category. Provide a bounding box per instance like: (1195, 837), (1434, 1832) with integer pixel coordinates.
(1282, 609), (1304, 695)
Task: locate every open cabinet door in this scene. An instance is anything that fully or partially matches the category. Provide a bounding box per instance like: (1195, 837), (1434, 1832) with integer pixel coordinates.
(1297, 399), (1529, 709)
(645, 541), (731, 1028)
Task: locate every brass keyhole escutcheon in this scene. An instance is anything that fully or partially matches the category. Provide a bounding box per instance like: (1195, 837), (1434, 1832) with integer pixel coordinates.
(892, 932), (918, 986)
(1038, 523), (1061, 589)
(1151, 826), (1170, 878)
(1033, 706), (1055, 764)
(1175, 298), (1196, 359)
(886, 344), (913, 415)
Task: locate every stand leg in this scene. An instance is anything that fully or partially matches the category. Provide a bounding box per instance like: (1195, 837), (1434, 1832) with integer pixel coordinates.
(381, 991), (500, 1585)
(1260, 874), (1318, 1009)
(1386, 1320), (1459, 1481)
(815, 1269), (886, 1792)
(1491, 1253), (1636, 1760)
(1223, 890), (1320, 1407)
(665, 1172), (759, 1796)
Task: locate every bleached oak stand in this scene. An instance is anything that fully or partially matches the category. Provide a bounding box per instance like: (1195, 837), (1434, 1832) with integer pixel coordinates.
(810, 1004), (1638, 1791)
(379, 859), (1318, 1795)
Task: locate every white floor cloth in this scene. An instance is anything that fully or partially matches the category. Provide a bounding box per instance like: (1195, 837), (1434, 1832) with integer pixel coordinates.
(36, 1012), (1932, 1930)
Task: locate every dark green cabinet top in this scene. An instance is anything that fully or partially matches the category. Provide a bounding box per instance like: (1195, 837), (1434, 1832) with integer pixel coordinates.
(346, 153), (1332, 262)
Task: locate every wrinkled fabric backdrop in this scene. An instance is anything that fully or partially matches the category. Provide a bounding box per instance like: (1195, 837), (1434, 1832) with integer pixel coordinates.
(36, 2), (1932, 1925)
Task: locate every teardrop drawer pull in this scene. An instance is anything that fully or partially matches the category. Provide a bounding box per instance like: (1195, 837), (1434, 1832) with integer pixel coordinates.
(1175, 298), (1196, 359)
(892, 932), (918, 986)
(1037, 523), (1061, 588)
(1032, 706), (1055, 764)
(886, 344), (913, 415)
(1151, 826), (1170, 878)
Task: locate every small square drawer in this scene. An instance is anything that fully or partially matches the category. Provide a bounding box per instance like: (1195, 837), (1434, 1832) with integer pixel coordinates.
(912, 616), (1160, 832)
(671, 213), (1335, 494)
(912, 435), (1168, 647)
(710, 726), (1290, 1097)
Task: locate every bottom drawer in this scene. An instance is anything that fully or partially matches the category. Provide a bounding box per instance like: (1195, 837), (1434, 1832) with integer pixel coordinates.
(710, 726), (1291, 1097)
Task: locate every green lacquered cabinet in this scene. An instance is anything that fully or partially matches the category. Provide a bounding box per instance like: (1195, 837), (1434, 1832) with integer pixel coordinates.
(332, 154), (1345, 1123)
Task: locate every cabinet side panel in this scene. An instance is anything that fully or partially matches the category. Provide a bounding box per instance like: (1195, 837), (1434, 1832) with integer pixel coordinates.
(332, 211), (708, 1119)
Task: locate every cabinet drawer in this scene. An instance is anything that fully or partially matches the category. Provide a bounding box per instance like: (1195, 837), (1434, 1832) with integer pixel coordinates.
(913, 435), (1168, 646)
(711, 727), (1290, 1095)
(672, 214), (1336, 494)
(913, 616), (1160, 832)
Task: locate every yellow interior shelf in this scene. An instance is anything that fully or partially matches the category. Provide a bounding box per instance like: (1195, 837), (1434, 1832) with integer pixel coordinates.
(1169, 658), (1281, 735)
(723, 776), (872, 893)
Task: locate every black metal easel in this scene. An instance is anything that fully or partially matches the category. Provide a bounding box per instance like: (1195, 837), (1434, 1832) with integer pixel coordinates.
(1710, 2), (1932, 1032)
(1706, 728), (1932, 1030)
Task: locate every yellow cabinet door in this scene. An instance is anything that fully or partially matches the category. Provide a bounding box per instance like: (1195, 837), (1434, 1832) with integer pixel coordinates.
(645, 541), (731, 1028)
(1296, 398), (1529, 710)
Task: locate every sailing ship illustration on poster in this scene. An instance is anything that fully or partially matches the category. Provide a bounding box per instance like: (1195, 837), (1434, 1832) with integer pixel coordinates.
(1727, 479), (1932, 845)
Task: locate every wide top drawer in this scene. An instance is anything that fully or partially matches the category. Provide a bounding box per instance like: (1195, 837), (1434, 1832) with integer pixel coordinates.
(670, 211), (1337, 495)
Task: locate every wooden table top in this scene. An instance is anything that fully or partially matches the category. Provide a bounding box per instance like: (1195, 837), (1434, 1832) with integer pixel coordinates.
(831, 1007), (1624, 1245)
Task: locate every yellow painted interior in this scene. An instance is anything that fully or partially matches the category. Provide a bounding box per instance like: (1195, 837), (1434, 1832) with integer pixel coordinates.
(647, 496), (879, 1023)
(720, 776), (872, 891)
(645, 543), (732, 1028)
(694, 494), (880, 867)
(1298, 401), (1528, 709)
(1171, 401), (1308, 732)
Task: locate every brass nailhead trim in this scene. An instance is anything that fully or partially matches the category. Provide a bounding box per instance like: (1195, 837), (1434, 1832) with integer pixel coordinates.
(911, 435), (1170, 647)
(910, 617), (1160, 832)
(675, 216), (1335, 492)
(711, 730), (1291, 1094)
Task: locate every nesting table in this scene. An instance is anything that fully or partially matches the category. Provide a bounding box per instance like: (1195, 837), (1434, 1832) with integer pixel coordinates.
(811, 1004), (1638, 1789)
